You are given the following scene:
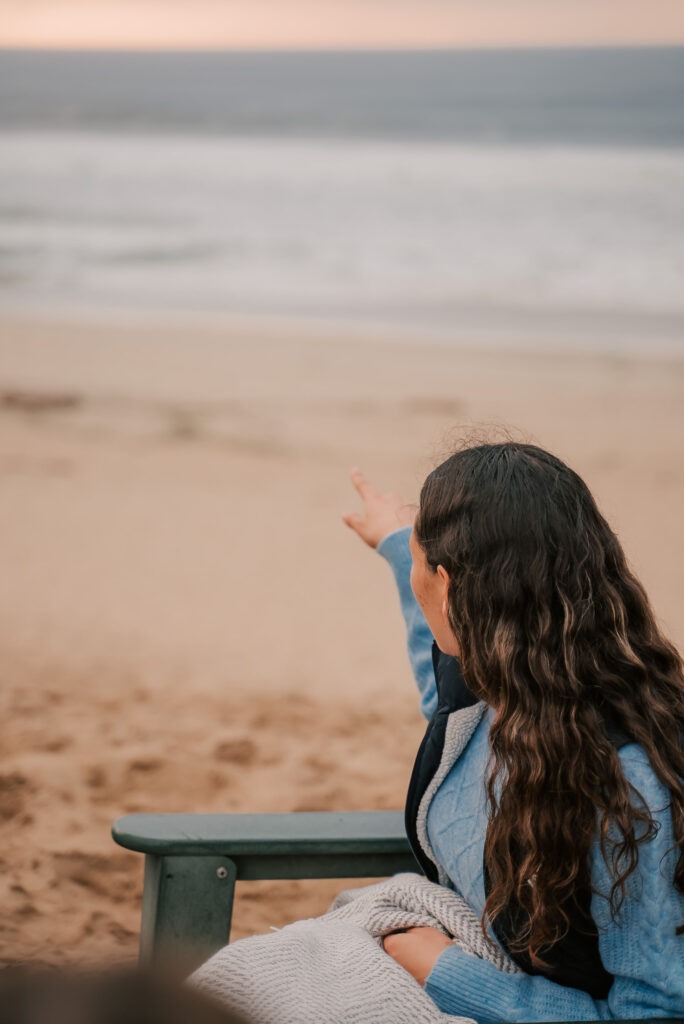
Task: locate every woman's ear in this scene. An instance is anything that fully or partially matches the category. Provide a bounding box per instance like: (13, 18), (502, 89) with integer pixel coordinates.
(436, 565), (450, 620)
(435, 564), (461, 658)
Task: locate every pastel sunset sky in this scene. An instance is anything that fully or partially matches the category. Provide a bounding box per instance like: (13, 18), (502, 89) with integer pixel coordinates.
(3, 0), (684, 49)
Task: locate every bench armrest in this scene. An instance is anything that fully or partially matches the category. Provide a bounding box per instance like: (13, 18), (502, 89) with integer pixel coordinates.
(112, 810), (415, 970)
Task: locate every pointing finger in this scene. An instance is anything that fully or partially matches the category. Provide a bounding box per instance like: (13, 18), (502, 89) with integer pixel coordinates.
(349, 467), (375, 500)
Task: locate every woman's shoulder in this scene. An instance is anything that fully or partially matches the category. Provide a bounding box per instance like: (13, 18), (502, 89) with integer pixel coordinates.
(618, 740), (655, 773)
(617, 741), (671, 804)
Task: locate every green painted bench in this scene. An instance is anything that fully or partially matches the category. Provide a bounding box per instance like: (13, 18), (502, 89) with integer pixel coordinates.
(112, 810), (683, 1023)
(112, 809), (415, 971)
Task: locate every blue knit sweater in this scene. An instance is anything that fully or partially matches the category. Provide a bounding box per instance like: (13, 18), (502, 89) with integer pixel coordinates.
(377, 526), (684, 1022)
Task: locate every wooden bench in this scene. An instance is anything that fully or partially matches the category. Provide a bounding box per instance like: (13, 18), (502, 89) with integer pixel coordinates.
(112, 809), (414, 971)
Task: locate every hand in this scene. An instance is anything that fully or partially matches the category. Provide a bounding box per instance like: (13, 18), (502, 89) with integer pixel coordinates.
(383, 926), (453, 986)
(342, 468), (415, 550)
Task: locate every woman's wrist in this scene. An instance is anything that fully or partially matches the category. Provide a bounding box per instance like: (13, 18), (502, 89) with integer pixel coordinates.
(376, 524), (413, 557)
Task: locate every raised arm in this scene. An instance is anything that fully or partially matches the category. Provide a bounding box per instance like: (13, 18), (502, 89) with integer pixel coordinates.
(343, 469), (437, 719)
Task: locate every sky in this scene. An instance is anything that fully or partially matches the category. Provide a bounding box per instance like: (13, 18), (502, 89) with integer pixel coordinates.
(2, 0), (684, 49)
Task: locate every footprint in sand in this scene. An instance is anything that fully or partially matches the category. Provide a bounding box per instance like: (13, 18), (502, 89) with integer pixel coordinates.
(127, 757), (163, 774)
(37, 736), (73, 753)
(80, 910), (137, 945)
(53, 851), (136, 901)
(85, 765), (108, 790)
(0, 389), (82, 413)
(213, 739), (257, 765)
(303, 754), (336, 775)
(0, 772), (35, 822)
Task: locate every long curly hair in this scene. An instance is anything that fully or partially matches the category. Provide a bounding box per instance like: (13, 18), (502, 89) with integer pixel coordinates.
(414, 441), (684, 963)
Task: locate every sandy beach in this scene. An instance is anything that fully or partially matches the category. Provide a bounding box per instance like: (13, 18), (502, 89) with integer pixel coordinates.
(1, 313), (683, 967)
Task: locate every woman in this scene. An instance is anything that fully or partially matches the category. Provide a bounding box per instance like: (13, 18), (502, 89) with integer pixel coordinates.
(343, 442), (684, 1020)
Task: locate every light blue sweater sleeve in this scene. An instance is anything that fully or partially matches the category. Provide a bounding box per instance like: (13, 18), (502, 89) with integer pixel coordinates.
(425, 745), (684, 1022)
(376, 526), (437, 720)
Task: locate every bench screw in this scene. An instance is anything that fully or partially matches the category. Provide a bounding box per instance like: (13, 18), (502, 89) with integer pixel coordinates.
(216, 866), (228, 879)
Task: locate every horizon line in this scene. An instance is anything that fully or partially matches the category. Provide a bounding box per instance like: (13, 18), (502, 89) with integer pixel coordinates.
(3, 40), (684, 53)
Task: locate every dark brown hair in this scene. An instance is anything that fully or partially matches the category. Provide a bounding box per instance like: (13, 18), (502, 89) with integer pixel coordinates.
(414, 441), (684, 962)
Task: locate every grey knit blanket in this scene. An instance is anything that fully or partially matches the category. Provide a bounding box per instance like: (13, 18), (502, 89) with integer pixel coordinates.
(190, 871), (519, 1024)
(190, 702), (519, 1024)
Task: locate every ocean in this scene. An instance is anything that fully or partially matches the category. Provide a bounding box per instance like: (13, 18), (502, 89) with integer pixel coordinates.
(1, 48), (683, 351)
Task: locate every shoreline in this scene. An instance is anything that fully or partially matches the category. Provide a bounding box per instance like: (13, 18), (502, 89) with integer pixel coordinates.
(2, 304), (684, 366)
